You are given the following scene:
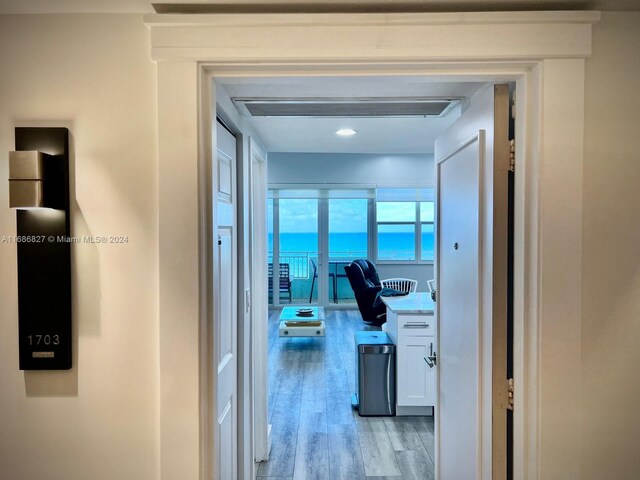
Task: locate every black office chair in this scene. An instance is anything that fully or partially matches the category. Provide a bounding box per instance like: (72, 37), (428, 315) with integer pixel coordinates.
(343, 259), (387, 326)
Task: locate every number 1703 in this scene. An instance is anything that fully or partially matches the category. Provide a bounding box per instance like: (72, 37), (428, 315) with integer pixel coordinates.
(27, 334), (60, 346)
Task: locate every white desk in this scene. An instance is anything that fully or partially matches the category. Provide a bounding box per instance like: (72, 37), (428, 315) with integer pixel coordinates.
(382, 292), (436, 416)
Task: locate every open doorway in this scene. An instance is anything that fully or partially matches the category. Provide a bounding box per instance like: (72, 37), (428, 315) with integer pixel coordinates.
(216, 75), (512, 479)
(150, 11), (593, 480)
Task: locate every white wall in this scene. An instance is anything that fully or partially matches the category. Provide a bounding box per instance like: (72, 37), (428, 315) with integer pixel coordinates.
(581, 12), (640, 479)
(268, 152), (434, 186)
(0, 9), (638, 480)
(0, 14), (159, 480)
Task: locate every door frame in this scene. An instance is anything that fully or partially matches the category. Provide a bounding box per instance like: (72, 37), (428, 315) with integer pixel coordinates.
(148, 10), (597, 480)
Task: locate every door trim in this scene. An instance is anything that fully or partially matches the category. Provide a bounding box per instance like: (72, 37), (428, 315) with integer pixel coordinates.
(148, 11), (597, 480)
(249, 139), (270, 465)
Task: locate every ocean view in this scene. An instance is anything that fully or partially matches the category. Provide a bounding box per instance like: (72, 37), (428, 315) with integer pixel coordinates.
(268, 231), (434, 264)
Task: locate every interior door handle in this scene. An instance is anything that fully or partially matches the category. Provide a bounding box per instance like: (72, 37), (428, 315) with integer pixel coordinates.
(424, 343), (437, 368)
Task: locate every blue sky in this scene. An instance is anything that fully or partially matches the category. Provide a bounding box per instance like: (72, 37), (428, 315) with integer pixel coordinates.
(276, 199), (369, 233)
(269, 198), (434, 233)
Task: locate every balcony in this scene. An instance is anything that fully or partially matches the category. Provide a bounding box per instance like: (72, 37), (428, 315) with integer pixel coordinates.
(268, 251), (365, 305)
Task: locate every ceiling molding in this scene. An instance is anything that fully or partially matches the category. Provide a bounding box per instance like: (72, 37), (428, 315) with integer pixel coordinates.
(145, 10), (601, 27)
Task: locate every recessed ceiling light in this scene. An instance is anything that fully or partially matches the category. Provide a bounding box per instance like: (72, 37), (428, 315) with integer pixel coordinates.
(336, 128), (357, 137)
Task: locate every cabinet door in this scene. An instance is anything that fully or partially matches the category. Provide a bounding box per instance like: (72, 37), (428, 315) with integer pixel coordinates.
(397, 335), (436, 406)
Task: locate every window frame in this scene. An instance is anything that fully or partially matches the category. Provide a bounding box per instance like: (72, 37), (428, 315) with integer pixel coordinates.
(269, 187), (435, 269)
(375, 199), (435, 265)
(419, 201), (435, 263)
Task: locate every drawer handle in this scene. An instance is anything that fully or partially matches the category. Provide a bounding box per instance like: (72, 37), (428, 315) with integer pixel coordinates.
(404, 323), (429, 328)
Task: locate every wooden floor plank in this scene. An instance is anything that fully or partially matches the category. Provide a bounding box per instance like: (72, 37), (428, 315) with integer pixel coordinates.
(326, 392), (357, 426)
(364, 477), (404, 480)
(258, 393), (303, 477)
(394, 450), (435, 480)
(324, 367), (351, 395)
(277, 350), (307, 395)
(356, 417), (402, 477)
(302, 361), (326, 396)
(293, 392), (329, 480)
(383, 417), (427, 452)
(410, 416), (435, 464)
(268, 389), (278, 422)
(305, 346), (326, 364)
(327, 423), (367, 480)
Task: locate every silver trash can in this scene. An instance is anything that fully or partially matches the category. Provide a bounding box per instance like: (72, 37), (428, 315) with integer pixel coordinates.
(352, 331), (396, 416)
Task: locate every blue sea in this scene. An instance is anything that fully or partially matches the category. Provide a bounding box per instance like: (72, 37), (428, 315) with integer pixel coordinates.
(268, 232), (434, 301)
(268, 232), (434, 261)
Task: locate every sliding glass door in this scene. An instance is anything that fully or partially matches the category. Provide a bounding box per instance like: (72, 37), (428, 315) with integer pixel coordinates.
(328, 198), (368, 305)
(269, 189), (371, 307)
(279, 198), (319, 304)
(268, 187), (435, 307)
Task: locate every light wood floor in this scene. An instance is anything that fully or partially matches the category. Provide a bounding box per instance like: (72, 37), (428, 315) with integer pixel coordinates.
(258, 309), (435, 480)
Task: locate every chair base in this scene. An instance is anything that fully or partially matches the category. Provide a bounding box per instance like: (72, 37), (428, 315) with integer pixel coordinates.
(362, 313), (386, 327)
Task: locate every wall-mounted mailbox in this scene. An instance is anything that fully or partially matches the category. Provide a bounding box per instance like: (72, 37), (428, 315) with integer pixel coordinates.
(10, 128), (72, 370)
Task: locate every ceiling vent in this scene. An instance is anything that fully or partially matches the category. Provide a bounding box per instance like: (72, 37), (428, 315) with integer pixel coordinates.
(233, 97), (460, 118)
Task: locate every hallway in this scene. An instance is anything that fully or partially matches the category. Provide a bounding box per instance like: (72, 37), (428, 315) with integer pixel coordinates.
(258, 309), (435, 479)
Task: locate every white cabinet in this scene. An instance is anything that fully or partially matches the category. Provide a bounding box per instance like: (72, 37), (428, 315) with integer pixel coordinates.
(382, 293), (437, 416)
(397, 334), (436, 406)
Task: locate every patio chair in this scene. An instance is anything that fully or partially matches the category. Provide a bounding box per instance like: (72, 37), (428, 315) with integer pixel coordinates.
(268, 263), (292, 303)
(308, 258), (336, 303)
(381, 278), (418, 294)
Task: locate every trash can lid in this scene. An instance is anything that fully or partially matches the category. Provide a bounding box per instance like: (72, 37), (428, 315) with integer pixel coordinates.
(354, 331), (394, 347)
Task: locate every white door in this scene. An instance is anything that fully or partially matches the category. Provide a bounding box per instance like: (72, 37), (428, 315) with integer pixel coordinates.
(435, 84), (510, 480)
(215, 120), (238, 480)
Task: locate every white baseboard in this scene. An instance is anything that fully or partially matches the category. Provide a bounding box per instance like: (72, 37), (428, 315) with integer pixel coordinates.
(396, 405), (433, 416)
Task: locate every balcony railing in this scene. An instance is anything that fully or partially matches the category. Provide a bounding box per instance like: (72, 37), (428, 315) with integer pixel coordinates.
(268, 251), (367, 279)
(268, 252), (311, 279)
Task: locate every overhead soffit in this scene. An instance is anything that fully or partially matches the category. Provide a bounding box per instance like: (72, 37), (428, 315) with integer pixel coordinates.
(237, 99), (456, 117)
(219, 78), (485, 154)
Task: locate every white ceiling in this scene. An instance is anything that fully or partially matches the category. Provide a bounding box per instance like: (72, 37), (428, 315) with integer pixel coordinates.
(2, 0), (640, 14)
(219, 76), (486, 154)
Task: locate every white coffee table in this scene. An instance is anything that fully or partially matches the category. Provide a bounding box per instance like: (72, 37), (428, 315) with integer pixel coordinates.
(279, 306), (325, 337)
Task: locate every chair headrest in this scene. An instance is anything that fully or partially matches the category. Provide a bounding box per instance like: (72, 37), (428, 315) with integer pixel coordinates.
(344, 259), (380, 289)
